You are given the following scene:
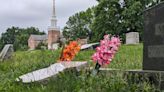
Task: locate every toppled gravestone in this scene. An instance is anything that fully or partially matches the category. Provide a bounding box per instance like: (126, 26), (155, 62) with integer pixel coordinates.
(81, 43), (99, 50)
(0, 44), (14, 61)
(16, 62), (88, 83)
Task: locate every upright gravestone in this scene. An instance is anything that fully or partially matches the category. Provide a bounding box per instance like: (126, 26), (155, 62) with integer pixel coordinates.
(143, 2), (164, 71)
(126, 32), (139, 45)
(0, 44), (14, 61)
(143, 2), (164, 90)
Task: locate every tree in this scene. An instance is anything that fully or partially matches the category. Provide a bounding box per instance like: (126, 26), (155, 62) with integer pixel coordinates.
(63, 8), (94, 41)
(120, 0), (164, 42)
(0, 27), (45, 51)
(91, 0), (164, 43)
(63, 0), (164, 43)
(91, 0), (122, 42)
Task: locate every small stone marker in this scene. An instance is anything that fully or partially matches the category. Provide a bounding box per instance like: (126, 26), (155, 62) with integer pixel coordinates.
(52, 43), (59, 50)
(126, 32), (139, 44)
(143, 2), (164, 90)
(0, 44), (14, 61)
(16, 62), (88, 83)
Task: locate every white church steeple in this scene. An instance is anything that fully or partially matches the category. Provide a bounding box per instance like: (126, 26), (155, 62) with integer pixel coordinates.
(48, 0), (60, 50)
(50, 0), (57, 28)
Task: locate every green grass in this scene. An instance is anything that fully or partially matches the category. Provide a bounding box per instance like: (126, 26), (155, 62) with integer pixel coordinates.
(75, 44), (143, 70)
(0, 44), (159, 92)
(110, 44), (143, 69)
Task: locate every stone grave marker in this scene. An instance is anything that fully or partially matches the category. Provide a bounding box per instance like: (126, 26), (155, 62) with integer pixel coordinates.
(126, 32), (139, 45)
(81, 43), (99, 50)
(0, 44), (14, 61)
(143, 2), (164, 89)
(143, 2), (164, 71)
(52, 43), (59, 50)
(16, 62), (88, 83)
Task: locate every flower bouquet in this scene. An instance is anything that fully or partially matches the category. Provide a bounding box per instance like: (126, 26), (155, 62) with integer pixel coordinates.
(92, 34), (121, 75)
(60, 41), (81, 61)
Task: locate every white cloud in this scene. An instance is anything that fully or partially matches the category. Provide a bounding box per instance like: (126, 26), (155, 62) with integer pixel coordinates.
(0, 0), (97, 34)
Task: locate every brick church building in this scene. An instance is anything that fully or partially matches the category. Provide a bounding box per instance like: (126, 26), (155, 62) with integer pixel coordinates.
(28, 0), (60, 50)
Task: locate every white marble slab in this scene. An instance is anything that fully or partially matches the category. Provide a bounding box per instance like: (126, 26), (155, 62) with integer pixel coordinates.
(16, 62), (87, 83)
(126, 32), (139, 44)
(81, 43), (99, 50)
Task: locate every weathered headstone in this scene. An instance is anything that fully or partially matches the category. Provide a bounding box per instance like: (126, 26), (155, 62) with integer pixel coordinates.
(0, 44), (14, 61)
(143, 2), (164, 90)
(126, 32), (139, 44)
(16, 62), (88, 83)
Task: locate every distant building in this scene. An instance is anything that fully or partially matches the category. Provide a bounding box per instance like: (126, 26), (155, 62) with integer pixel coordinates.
(28, 35), (47, 50)
(77, 38), (88, 45)
(28, 0), (60, 50)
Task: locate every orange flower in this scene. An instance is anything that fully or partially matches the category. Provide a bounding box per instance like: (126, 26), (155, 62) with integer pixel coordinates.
(60, 41), (81, 61)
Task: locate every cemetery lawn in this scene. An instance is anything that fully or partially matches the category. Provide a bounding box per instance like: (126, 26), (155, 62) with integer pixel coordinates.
(0, 44), (157, 92)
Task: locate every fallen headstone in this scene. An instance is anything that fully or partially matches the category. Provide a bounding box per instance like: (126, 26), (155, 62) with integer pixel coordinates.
(81, 43), (99, 50)
(0, 44), (14, 61)
(16, 62), (88, 83)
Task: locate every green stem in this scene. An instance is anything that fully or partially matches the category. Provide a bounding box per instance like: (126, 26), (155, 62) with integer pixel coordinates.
(92, 62), (101, 76)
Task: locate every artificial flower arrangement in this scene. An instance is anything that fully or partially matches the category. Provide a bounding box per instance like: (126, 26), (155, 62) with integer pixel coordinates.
(92, 34), (121, 75)
(60, 41), (81, 61)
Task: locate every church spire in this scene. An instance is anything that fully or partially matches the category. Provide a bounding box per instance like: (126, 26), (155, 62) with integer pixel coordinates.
(52, 0), (56, 17)
(50, 0), (57, 28)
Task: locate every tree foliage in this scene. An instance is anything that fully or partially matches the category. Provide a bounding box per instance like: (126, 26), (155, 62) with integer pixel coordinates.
(63, 0), (164, 43)
(63, 8), (94, 41)
(0, 27), (45, 51)
(91, 0), (122, 42)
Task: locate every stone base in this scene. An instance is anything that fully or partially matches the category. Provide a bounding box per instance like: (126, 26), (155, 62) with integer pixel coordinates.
(99, 68), (164, 90)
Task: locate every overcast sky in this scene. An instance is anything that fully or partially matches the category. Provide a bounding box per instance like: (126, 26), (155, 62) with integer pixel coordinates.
(0, 0), (98, 34)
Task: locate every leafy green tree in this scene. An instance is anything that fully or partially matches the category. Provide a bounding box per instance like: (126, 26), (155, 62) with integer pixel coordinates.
(91, 0), (164, 43)
(121, 0), (164, 42)
(63, 8), (94, 41)
(120, 1), (143, 42)
(0, 27), (45, 51)
(63, 0), (164, 43)
(91, 0), (122, 42)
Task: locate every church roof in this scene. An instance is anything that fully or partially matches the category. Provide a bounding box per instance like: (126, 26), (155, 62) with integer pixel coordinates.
(30, 35), (48, 41)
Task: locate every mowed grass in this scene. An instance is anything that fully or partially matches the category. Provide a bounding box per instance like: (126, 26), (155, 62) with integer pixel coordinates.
(75, 44), (143, 70)
(0, 44), (154, 92)
(110, 44), (143, 70)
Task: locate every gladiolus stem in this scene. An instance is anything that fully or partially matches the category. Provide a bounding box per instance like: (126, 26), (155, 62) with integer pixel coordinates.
(92, 62), (101, 76)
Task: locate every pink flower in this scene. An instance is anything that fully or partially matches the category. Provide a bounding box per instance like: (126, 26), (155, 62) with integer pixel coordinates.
(111, 37), (121, 46)
(104, 34), (110, 40)
(92, 34), (121, 66)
